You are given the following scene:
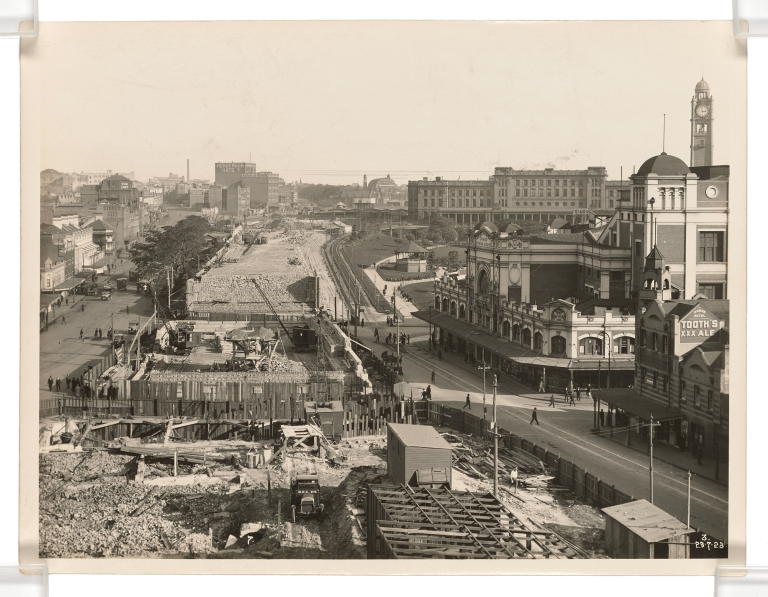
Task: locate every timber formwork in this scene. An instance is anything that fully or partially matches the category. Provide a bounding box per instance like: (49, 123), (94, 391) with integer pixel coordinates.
(367, 484), (585, 559)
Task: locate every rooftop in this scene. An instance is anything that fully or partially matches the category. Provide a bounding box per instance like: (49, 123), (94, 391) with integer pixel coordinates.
(387, 423), (452, 450)
(635, 152), (690, 177)
(602, 499), (691, 543)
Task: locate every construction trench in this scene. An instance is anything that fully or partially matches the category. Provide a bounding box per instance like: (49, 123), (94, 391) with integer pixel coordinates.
(39, 220), (606, 559)
(39, 420), (607, 559)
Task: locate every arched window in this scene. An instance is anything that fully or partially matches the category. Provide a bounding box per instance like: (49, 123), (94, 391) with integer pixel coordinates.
(615, 336), (635, 354)
(550, 335), (566, 355)
(521, 328), (532, 347)
(477, 268), (489, 295)
(441, 298), (449, 312)
(449, 301), (457, 317)
(579, 337), (603, 355)
(434, 296), (440, 310)
(533, 332), (543, 352)
(502, 320), (511, 337)
(512, 324), (520, 341)
(459, 304), (466, 319)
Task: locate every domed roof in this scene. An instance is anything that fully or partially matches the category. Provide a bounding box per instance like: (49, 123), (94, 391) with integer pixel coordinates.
(636, 152), (690, 177)
(474, 221), (498, 236)
(695, 77), (710, 92)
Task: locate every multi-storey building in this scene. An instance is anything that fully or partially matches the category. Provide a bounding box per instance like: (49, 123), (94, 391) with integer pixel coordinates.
(408, 167), (610, 225)
(408, 176), (494, 225)
(426, 270), (636, 390)
(596, 156), (729, 300)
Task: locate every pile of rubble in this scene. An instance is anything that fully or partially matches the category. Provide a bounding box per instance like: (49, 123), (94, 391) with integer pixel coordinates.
(39, 452), (235, 558)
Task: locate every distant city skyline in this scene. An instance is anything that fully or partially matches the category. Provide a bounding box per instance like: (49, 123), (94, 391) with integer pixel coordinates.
(32, 21), (744, 185)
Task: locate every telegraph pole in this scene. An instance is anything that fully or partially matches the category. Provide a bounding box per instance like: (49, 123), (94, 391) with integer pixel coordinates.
(492, 373), (499, 498)
(649, 414), (654, 503)
(478, 361), (491, 432)
(649, 413), (661, 503)
(393, 292), (400, 359)
(687, 470), (692, 529)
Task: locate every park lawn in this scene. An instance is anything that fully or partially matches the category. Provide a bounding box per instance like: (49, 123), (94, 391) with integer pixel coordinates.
(342, 234), (411, 267)
(403, 280), (436, 311)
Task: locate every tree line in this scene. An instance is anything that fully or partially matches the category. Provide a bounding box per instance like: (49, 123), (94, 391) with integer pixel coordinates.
(129, 216), (217, 318)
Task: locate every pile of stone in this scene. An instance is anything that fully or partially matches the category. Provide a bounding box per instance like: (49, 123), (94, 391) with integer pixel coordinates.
(39, 452), (233, 558)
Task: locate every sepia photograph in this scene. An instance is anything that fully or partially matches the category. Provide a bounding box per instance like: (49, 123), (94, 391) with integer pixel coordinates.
(19, 19), (746, 573)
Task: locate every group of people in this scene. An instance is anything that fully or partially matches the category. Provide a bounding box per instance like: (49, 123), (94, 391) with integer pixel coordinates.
(547, 384), (593, 407)
(79, 327), (112, 341)
(421, 384), (432, 401)
(379, 330), (410, 348)
(47, 373), (118, 400)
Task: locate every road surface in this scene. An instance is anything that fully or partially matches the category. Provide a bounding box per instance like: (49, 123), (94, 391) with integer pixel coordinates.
(356, 318), (728, 541)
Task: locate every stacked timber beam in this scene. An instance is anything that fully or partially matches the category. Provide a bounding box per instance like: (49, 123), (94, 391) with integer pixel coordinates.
(367, 484), (585, 559)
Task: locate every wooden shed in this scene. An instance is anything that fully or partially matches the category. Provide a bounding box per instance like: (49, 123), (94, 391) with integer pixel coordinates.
(304, 400), (344, 440)
(386, 423), (452, 488)
(601, 499), (692, 559)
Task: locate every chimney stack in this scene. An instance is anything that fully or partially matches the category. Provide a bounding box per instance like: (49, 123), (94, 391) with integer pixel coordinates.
(186, 158), (190, 183)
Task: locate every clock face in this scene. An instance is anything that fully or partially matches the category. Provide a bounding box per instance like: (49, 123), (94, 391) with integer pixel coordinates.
(696, 104), (710, 118)
(705, 185), (719, 199)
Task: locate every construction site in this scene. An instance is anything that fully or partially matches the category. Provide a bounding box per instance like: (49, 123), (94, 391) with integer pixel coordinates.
(39, 219), (657, 560)
(40, 415), (608, 559)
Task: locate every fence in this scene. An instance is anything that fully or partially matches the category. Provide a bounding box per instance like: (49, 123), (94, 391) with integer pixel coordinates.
(422, 402), (637, 510)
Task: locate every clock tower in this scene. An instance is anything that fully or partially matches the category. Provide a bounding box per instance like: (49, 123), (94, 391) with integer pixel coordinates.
(690, 77), (713, 167)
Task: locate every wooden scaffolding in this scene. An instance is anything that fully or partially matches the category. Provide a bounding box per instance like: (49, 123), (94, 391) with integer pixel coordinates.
(367, 484), (586, 559)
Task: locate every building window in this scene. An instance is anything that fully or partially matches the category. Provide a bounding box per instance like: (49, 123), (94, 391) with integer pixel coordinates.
(698, 231), (725, 262)
(579, 337), (603, 355)
(533, 332), (543, 352)
(707, 390), (713, 411)
(615, 336), (635, 354)
(693, 385), (701, 407)
(661, 335), (668, 354)
(651, 333), (658, 351)
(639, 328), (646, 347)
(550, 335), (566, 355)
(697, 282), (724, 299)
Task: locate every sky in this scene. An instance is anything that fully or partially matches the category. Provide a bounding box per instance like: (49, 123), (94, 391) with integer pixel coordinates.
(26, 20), (745, 185)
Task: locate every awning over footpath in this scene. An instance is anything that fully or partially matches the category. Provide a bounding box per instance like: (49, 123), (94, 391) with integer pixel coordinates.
(413, 310), (537, 359)
(414, 310), (628, 372)
(594, 388), (680, 421)
(53, 277), (86, 292)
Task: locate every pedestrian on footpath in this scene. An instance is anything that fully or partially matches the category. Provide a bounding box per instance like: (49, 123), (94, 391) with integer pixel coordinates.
(538, 378), (545, 393)
(599, 408), (605, 426)
(575, 387), (581, 401)
(65, 376), (70, 391)
(549, 394), (555, 408)
(426, 384), (432, 400)
(431, 370), (436, 384)
(464, 394), (471, 409)
(406, 334), (410, 344)
(55, 378), (61, 392)
(79, 328), (84, 341)
(569, 390), (575, 406)
(47, 376), (53, 392)
(530, 407), (540, 425)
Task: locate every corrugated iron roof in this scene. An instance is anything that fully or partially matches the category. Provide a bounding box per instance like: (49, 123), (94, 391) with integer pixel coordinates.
(387, 423), (452, 450)
(602, 499), (690, 543)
